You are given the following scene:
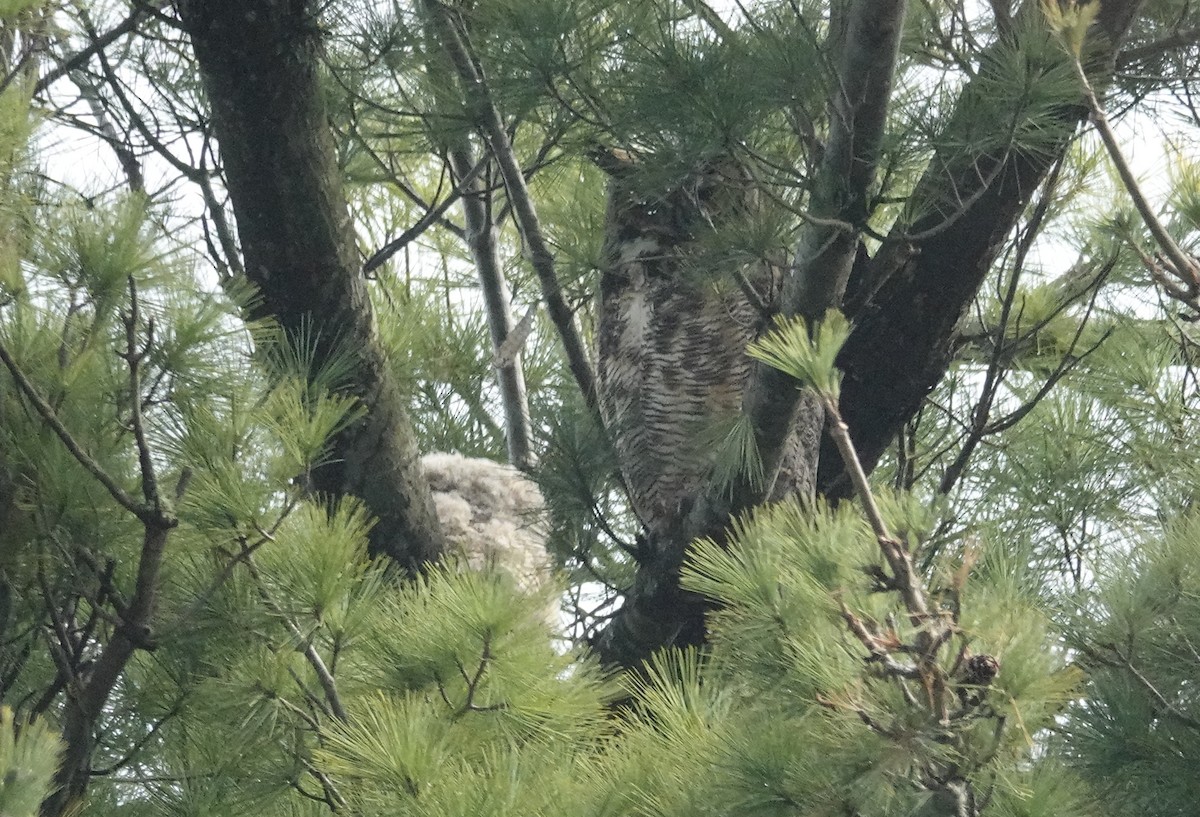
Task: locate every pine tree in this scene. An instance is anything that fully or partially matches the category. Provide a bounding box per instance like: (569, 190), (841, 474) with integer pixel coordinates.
(3, 1), (1200, 816)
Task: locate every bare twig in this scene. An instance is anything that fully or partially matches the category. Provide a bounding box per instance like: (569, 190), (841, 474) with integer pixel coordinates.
(680, 0), (737, 41)
(362, 151), (488, 275)
(299, 756), (348, 811)
(121, 279), (162, 514)
(67, 2), (145, 194)
(33, 1), (170, 96)
(939, 156), (1065, 495)
(197, 146), (245, 282)
(423, 0), (598, 407)
(1071, 54), (1200, 308)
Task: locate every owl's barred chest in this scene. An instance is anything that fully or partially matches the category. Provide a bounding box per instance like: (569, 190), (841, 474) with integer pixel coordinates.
(600, 255), (758, 386)
(596, 218), (770, 531)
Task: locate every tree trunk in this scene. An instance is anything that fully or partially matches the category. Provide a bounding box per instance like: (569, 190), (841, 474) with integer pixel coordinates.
(177, 0), (444, 571)
(820, 0), (1145, 496)
(595, 0), (1144, 669)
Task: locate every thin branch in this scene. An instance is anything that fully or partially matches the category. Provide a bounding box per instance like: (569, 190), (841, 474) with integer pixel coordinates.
(679, 0), (737, 41)
(120, 279), (161, 513)
(939, 154), (1064, 494)
(1072, 53), (1200, 306)
(1117, 26), (1200, 71)
(90, 698), (183, 776)
(33, 2), (169, 96)
(198, 166), (244, 282)
(244, 554), (349, 723)
(299, 756), (348, 812)
(822, 391), (945, 664)
(424, 0), (598, 407)
(0, 338), (143, 519)
(1087, 644), (1200, 731)
(362, 151), (487, 275)
(446, 143), (535, 469)
(68, 2), (145, 193)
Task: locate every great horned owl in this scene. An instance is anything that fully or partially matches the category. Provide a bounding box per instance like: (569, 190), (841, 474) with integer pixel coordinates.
(594, 151), (797, 538)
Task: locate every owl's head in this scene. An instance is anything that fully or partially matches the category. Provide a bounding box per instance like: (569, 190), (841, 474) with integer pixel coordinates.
(591, 145), (757, 245)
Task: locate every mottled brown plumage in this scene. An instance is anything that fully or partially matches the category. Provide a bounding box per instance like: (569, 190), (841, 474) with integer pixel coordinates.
(595, 154), (789, 536)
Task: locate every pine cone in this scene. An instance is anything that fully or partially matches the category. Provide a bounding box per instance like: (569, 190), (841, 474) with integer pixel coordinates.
(956, 653), (1000, 707)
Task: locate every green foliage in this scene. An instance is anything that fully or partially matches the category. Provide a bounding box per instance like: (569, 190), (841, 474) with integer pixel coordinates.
(747, 309), (851, 398)
(532, 398), (637, 607)
(0, 708), (60, 817)
(6, 2), (1200, 817)
(685, 501), (877, 695)
(0, 0), (43, 17)
(706, 411), (767, 496)
(1060, 515), (1200, 816)
(312, 568), (615, 817)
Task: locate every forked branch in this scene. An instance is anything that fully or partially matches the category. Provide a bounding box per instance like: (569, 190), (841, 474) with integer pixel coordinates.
(423, 0), (598, 408)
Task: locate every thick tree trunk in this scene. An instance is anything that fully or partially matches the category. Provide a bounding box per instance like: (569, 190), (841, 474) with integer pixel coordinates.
(176, 0), (444, 571)
(819, 0), (1145, 496)
(596, 0), (1144, 669)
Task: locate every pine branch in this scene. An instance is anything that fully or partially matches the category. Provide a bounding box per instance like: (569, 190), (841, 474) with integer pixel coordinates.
(423, 0), (598, 408)
(0, 338), (143, 520)
(32, 1), (170, 96)
(823, 396), (933, 628)
(362, 151), (487, 275)
(1081, 643), (1200, 731)
(1070, 50), (1200, 309)
(245, 548), (349, 723)
(32, 279), (178, 816)
(158, 496), (297, 638)
(446, 142), (535, 469)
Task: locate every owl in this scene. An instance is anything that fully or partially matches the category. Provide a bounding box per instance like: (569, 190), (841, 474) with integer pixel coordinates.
(593, 150), (812, 539)
(420, 452), (551, 596)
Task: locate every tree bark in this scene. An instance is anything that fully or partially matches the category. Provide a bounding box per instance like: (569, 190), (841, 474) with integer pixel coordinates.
(596, 0), (1145, 669)
(819, 0), (1145, 497)
(176, 0), (444, 571)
